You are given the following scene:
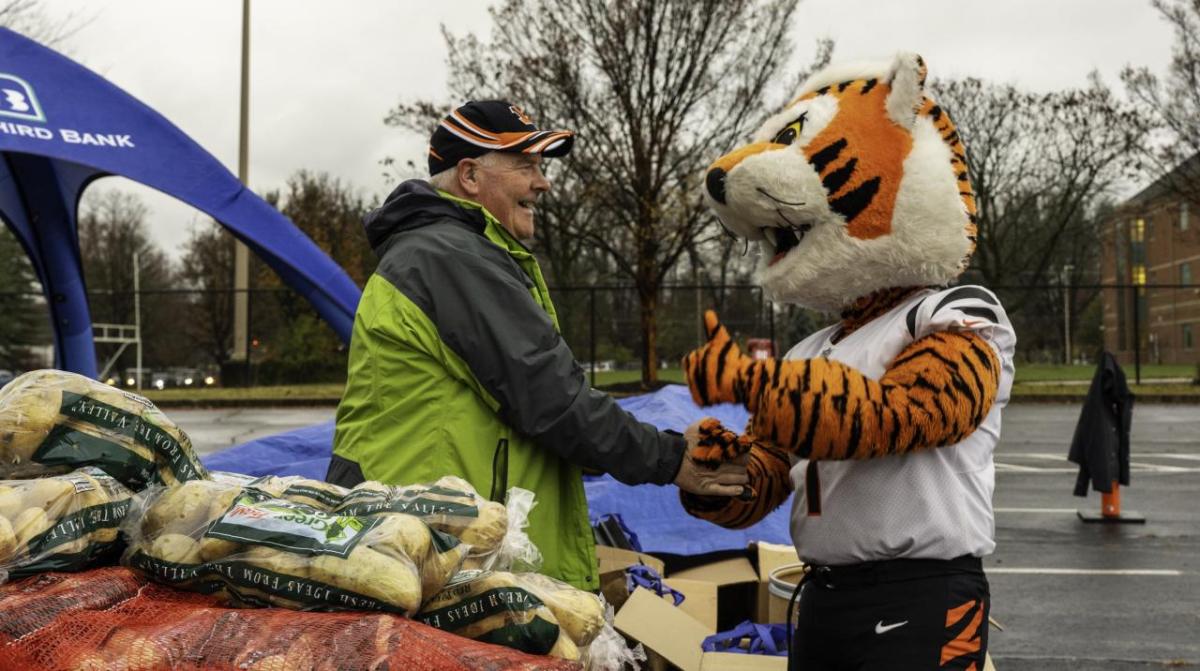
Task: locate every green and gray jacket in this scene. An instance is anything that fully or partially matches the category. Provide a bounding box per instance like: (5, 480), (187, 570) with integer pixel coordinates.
(327, 180), (685, 590)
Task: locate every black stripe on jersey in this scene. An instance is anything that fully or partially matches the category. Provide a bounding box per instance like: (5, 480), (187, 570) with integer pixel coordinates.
(906, 299), (926, 339)
(958, 306), (999, 323)
(933, 287), (999, 315)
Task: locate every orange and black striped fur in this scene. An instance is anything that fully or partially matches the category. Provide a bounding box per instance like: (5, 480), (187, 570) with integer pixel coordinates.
(680, 298), (1000, 529)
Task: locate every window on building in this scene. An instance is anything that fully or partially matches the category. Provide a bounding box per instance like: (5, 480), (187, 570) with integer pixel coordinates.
(1184, 263), (1193, 287)
(1182, 201), (1190, 231)
(1185, 324), (1194, 350)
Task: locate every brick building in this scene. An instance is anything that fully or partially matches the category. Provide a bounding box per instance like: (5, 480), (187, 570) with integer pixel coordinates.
(1101, 159), (1200, 366)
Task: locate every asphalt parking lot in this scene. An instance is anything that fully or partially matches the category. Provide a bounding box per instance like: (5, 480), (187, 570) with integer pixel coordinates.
(172, 402), (1200, 669)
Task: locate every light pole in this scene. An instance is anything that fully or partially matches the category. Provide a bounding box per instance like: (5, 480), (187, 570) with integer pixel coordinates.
(231, 0), (252, 382)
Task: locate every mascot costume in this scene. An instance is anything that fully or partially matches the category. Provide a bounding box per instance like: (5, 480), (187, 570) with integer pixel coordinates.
(681, 53), (1015, 670)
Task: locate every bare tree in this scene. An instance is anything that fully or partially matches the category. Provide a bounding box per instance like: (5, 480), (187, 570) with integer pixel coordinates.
(387, 0), (820, 387)
(178, 222), (235, 368)
(933, 76), (1148, 315)
(77, 190), (185, 370)
(1122, 0), (1200, 199)
(0, 0), (87, 46)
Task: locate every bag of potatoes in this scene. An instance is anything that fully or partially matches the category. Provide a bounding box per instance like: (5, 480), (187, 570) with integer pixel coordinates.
(0, 467), (134, 583)
(123, 478), (468, 615)
(0, 369), (208, 489)
(335, 476), (516, 570)
(418, 569), (606, 661)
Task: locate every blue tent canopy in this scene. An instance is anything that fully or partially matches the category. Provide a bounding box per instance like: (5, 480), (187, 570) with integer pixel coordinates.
(0, 28), (361, 375)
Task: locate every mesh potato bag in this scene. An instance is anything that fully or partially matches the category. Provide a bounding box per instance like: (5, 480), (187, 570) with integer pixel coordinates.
(418, 569), (606, 662)
(123, 479), (468, 615)
(335, 476), (514, 570)
(0, 567), (582, 670)
(0, 467), (133, 584)
(0, 370), (208, 489)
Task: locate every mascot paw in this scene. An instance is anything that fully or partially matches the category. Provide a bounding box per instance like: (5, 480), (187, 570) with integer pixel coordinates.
(683, 310), (749, 406)
(687, 417), (753, 468)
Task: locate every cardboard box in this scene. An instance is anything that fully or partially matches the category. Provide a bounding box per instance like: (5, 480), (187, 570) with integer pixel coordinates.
(596, 544), (667, 612)
(700, 652), (788, 670)
(615, 587), (711, 671)
(615, 588), (790, 671)
(751, 542), (801, 623)
(663, 577), (719, 631)
(671, 556), (759, 631)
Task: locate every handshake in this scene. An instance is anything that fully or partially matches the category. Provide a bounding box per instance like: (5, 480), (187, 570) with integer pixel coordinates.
(672, 419), (751, 499)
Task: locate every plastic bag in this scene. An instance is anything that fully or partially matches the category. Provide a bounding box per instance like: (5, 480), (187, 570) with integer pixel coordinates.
(122, 478), (469, 615)
(418, 569), (606, 661)
(335, 476), (531, 572)
(492, 487), (542, 573)
(0, 370), (208, 489)
(0, 467), (133, 583)
(581, 602), (646, 671)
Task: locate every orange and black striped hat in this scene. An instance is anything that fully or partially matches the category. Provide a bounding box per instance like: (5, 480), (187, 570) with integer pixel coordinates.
(428, 100), (574, 175)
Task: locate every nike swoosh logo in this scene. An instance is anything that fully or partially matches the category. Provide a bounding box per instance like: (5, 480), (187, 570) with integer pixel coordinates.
(875, 620), (908, 634)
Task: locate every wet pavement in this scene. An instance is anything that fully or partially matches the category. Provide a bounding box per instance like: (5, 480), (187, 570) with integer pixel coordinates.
(169, 403), (1200, 668)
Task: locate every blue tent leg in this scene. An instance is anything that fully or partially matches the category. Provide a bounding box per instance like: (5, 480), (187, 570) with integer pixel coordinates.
(7, 154), (97, 377)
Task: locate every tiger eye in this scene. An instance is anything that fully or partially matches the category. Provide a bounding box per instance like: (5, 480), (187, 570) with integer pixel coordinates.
(773, 127), (797, 146)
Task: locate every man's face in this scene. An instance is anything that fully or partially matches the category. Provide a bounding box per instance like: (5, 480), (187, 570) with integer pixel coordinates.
(465, 153), (551, 241)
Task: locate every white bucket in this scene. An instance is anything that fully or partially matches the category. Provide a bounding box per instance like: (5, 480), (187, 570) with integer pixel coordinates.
(766, 562), (806, 624)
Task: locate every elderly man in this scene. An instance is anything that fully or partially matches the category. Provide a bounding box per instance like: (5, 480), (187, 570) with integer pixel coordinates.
(328, 100), (746, 590)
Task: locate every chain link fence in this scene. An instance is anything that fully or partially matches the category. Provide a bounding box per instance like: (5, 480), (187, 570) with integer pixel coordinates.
(1, 282), (1196, 388)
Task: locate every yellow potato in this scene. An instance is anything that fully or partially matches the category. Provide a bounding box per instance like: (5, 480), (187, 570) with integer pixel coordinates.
(458, 501), (507, 553)
(548, 632), (581, 660)
(522, 572), (606, 645)
(309, 545), (421, 614)
(144, 481), (216, 536)
(0, 514), (16, 561)
(0, 485), (21, 519)
(148, 533), (201, 564)
(18, 477), (75, 513)
(0, 387), (60, 463)
(241, 545), (311, 580)
(12, 507), (51, 548)
(366, 513), (467, 599)
(198, 536), (241, 562)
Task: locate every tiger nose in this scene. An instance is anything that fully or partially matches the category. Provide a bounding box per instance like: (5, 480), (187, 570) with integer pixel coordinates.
(705, 167), (728, 205)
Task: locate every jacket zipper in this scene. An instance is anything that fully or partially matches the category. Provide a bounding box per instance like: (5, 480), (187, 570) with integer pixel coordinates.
(489, 438), (509, 503)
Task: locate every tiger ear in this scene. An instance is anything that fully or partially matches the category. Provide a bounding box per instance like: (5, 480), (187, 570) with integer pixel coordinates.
(885, 52), (927, 129)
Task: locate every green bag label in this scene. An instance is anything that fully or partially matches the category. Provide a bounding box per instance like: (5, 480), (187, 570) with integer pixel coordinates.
(25, 497), (130, 557)
(205, 489), (379, 558)
(475, 617), (560, 656)
(418, 586), (545, 630)
(33, 425), (159, 489)
(33, 392), (206, 486)
(336, 496), (479, 519)
(282, 484), (345, 509)
(128, 551), (409, 615)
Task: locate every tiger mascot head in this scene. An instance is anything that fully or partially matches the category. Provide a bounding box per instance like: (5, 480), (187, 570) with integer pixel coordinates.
(704, 52), (975, 313)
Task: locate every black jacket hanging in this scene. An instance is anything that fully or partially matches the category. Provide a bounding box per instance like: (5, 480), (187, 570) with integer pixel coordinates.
(1068, 351), (1135, 496)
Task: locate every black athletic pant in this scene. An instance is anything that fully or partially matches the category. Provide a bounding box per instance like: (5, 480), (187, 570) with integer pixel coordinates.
(787, 556), (990, 671)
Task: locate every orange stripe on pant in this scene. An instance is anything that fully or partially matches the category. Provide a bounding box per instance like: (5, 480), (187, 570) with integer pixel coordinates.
(941, 599), (982, 666)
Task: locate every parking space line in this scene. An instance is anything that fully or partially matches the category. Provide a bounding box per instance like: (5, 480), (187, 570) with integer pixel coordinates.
(994, 507), (1076, 513)
(987, 568), (1183, 576)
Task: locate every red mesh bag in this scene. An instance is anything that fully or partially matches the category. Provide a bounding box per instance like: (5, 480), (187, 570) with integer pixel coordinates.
(0, 567), (581, 670)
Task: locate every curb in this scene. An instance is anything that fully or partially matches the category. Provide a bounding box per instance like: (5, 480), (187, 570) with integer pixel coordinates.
(1009, 394), (1200, 404)
(148, 397), (340, 409)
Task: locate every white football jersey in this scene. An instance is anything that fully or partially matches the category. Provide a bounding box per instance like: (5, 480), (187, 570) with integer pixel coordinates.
(785, 286), (1016, 565)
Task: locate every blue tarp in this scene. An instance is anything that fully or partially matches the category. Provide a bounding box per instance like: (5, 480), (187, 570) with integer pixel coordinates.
(0, 28), (361, 375)
(201, 385), (792, 555)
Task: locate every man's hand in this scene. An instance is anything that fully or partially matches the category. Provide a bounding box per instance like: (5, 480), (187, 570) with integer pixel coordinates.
(673, 419), (750, 497)
(682, 310), (752, 407)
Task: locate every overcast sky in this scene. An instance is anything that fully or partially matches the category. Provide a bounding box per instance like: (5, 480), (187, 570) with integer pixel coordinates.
(38, 0), (1177, 259)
